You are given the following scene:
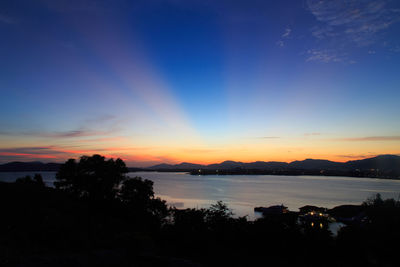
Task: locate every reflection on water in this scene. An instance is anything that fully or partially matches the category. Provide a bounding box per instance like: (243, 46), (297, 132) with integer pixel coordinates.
(1, 171), (399, 220)
(129, 172), (400, 219)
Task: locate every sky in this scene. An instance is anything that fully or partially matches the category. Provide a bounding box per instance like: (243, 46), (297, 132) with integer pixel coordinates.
(0, 0), (400, 166)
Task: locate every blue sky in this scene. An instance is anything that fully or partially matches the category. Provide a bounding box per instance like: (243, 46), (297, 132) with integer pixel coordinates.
(0, 0), (400, 165)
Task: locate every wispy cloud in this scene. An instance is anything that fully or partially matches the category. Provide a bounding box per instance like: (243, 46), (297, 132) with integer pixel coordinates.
(307, 0), (400, 46)
(256, 136), (280, 139)
(0, 129), (113, 139)
(306, 49), (347, 63)
(334, 136), (400, 141)
(0, 146), (77, 157)
(0, 146), (62, 161)
(282, 28), (291, 38)
(0, 152), (57, 159)
(0, 146), (55, 152)
(0, 114), (121, 139)
(336, 153), (378, 159)
(0, 145), (165, 164)
(276, 28), (291, 47)
(43, 130), (106, 138)
(306, 0), (400, 62)
(390, 45), (400, 53)
(75, 136), (128, 143)
(276, 40), (285, 47)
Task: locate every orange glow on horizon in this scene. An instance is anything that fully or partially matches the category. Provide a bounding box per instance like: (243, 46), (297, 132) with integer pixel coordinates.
(1, 134), (399, 167)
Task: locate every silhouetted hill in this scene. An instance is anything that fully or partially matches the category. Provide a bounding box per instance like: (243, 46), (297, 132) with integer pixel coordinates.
(345, 155), (400, 171)
(2, 155), (399, 178)
(148, 162), (204, 170)
(177, 162), (204, 169)
(245, 161), (289, 169)
(207, 160), (244, 169)
(148, 163), (175, 170)
(148, 155), (400, 178)
(149, 160), (290, 171)
(0, 161), (61, 172)
(289, 159), (344, 170)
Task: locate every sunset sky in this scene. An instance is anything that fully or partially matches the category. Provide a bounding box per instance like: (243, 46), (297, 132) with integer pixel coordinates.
(1, 0), (400, 166)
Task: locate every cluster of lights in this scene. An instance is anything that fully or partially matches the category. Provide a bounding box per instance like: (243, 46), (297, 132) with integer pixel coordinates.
(310, 222), (324, 229)
(309, 211), (324, 216)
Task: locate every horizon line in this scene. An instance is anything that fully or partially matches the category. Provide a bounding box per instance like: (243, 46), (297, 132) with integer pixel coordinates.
(1, 153), (399, 168)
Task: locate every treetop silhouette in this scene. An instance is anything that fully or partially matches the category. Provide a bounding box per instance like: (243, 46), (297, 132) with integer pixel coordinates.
(54, 154), (128, 201)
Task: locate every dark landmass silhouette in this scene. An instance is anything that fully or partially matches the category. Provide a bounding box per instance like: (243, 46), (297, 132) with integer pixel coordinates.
(1, 155), (399, 178)
(1, 154), (400, 267)
(147, 155), (400, 178)
(148, 155), (400, 171)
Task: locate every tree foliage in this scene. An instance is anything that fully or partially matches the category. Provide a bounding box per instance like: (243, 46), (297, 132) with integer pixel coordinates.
(119, 176), (169, 221)
(119, 176), (154, 204)
(54, 154), (128, 201)
(207, 201), (233, 220)
(16, 174), (45, 187)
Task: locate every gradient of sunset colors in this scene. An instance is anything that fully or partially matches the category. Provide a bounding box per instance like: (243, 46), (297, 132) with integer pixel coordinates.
(1, 0), (400, 166)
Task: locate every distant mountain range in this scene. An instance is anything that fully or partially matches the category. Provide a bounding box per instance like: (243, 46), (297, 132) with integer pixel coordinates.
(147, 155), (400, 178)
(148, 155), (400, 172)
(1, 155), (399, 178)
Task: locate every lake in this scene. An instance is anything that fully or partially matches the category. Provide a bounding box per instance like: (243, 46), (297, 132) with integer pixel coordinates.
(1, 171), (400, 219)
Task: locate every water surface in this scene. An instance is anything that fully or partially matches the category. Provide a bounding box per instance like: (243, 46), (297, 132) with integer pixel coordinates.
(1, 171), (399, 219)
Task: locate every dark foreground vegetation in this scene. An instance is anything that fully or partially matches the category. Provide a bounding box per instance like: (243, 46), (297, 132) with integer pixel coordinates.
(1, 155), (399, 267)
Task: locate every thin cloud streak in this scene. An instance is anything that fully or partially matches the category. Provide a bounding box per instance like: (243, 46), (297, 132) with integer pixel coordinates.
(336, 154), (378, 159)
(277, 27), (291, 47)
(307, 0), (400, 46)
(282, 28), (291, 38)
(334, 136), (400, 141)
(306, 49), (350, 63)
(306, 0), (400, 62)
(0, 128), (119, 139)
(0, 145), (168, 165)
(0, 152), (57, 159)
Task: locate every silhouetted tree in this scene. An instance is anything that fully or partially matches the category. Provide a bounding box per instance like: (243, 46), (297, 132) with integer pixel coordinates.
(119, 177), (168, 222)
(54, 154), (128, 201)
(15, 174), (45, 187)
(337, 194), (400, 266)
(206, 201), (233, 225)
(362, 193), (400, 224)
(172, 208), (207, 231)
(119, 176), (154, 205)
(363, 193), (384, 207)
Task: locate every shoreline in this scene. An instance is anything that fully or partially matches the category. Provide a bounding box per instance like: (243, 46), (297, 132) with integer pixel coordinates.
(145, 169), (400, 180)
(1, 169), (399, 180)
